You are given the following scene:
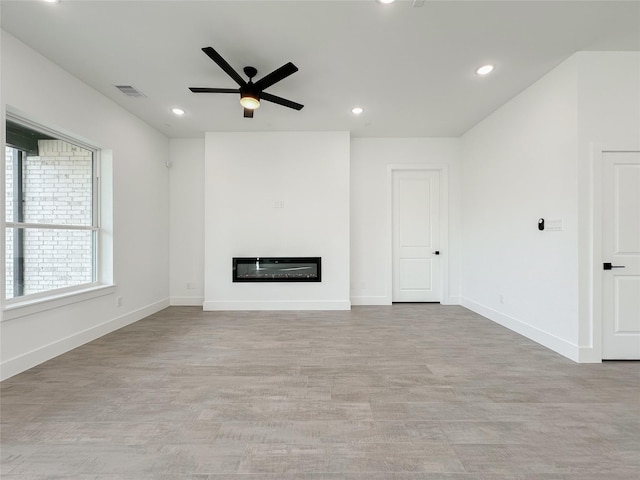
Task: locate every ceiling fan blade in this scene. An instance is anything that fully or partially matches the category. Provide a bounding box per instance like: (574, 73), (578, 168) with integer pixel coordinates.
(189, 87), (239, 93)
(254, 62), (298, 91)
(261, 92), (304, 111)
(201, 47), (247, 87)
(244, 108), (254, 118)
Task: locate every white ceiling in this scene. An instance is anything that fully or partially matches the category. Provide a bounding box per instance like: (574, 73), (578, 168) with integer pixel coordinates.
(2, 1), (639, 138)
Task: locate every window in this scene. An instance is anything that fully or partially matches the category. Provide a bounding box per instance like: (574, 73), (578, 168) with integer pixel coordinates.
(5, 116), (98, 301)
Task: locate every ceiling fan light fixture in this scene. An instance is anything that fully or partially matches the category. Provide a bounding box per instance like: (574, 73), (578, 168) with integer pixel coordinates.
(240, 93), (260, 110)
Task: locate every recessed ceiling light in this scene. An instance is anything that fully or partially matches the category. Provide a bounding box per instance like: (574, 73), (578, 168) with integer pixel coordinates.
(377, 0), (396, 4)
(43, 0), (60, 3)
(171, 108), (185, 116)
(476, 64), (495, 76)
(352, 107), (364, 115)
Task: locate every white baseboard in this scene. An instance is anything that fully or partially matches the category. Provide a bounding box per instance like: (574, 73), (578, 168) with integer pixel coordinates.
(170, 296), (204, 306)
(350, 295), (391, 306)
(461, 297), (580, 362)
(0, 298), (170, 381)
(441, 296), (462, 306)
(577, 346), (602, 363)
(203, 300), (351, 311)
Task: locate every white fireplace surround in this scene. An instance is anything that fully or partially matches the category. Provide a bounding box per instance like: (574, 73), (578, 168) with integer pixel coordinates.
(203, 131), (351, 311)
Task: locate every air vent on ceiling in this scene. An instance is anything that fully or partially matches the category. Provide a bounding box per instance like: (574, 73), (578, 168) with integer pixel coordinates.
(114, 85), (146, 98)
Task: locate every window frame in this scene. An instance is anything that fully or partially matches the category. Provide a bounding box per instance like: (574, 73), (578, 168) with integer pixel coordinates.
(4, 114), (101, 306)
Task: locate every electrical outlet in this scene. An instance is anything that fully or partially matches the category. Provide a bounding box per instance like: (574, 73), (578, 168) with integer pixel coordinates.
(186, 282), (196, 290)
(499, 294), (505, 305)
(116, 296), (123, 308)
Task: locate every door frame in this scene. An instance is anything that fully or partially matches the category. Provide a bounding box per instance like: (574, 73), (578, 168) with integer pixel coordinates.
(588, 145), (640, 362)
(387, 164), (450, 304)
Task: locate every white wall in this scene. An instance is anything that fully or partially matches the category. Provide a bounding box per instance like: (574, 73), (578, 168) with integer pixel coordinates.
(460, 52), (640, 362)
(1, 31), (170, 380)
(461, 56), (581, 360)
(170, 136), (461, 309)
(203, 131), (350, 310)
(350, 138), (461, 305)
(576, 52), (640, 361)
(169, 138), (205, 306)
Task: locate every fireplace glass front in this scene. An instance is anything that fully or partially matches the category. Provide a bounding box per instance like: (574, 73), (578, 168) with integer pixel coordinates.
(233, 257), (321, 282)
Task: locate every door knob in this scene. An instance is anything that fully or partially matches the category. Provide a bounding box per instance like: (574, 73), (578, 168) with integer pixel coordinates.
(603, 263), (625, 270)
(433, 251), (440, 255)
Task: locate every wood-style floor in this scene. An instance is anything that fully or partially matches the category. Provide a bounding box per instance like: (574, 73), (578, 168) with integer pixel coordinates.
(1, 304), (639, 479)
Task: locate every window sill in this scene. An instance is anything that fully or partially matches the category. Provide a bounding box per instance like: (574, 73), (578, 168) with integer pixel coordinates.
(2, 284), (116, 321)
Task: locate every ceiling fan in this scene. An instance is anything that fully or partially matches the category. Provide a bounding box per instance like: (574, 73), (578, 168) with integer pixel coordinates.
(189, 47), (304, 118)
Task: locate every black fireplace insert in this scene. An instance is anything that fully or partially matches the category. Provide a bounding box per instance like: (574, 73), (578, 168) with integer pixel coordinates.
(233, 257), (321, 282)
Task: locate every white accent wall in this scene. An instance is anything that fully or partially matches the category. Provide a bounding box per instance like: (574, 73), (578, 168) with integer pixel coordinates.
(1, 31), (170, 380)
(203, 132), (350, 310)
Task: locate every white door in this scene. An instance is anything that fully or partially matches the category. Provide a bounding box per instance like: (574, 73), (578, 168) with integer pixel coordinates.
(602, 151), (640, 359)
(392, 170), (441, 302)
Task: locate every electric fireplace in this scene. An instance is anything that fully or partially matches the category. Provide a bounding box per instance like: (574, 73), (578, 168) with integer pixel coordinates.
(233, 257), (321, 282)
